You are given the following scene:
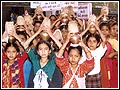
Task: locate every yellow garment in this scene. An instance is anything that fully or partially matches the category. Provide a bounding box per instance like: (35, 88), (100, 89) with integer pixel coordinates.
(108, 38), (118, 51)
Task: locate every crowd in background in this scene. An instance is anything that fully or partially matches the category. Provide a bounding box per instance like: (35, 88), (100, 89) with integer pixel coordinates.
(2, 5), (118, 88)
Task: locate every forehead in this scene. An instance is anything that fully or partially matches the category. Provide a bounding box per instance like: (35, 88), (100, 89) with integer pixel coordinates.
(61, 29), (68, 33)
(6, 46), (17, 51)
(69, 48), (79, 54)
(50, 16), (56, 19)
(111, 25), (118, 28)
(88, 37), (97, 41)
(35, 23), (41, 26)
(18, 34), (25, 38)
(70, 48), (79, 54)
(101, 25), (109, 29)
(38, 43), (49, 48)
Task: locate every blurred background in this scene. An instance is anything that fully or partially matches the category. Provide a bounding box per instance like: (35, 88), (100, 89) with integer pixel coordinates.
(1, 1), (118, 33)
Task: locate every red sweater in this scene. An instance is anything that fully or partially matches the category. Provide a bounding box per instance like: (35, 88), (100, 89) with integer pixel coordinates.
(2, 51), (28, 88)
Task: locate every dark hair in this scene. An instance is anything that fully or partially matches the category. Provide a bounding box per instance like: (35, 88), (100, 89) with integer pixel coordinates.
(99, 22), (110, 30)
(86, 33), (101, 44)
(5, 42), (20, 52)
(36, 40), (52, 50)
(49, 15), (57, 20)
(16, 31), (27, 40)
(110, 21), (118, 28)
(16, 31), (30, 38)
(33, 20), (42, 26)
(68, 46), (82, 56)
(59, 24), (68, 31)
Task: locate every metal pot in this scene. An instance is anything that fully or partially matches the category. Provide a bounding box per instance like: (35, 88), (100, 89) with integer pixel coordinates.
(8, 36), (16, 43)
(40, 31), (50, 40)
(70, 34), (81, 44)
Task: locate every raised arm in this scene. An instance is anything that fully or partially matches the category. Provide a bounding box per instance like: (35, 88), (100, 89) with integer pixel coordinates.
(50, 16), (62, 30)
(94, 21), (106, 48)
(79, 40), (93, 60)
(57, 32), (72, 57)
(80, 20), (90, 37)
(43, 25), (62, 48)
(23, 25), (42, 49)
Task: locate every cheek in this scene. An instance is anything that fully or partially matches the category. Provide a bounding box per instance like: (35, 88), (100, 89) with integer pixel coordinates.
(37, 50), (42, 55)
(6, 53), (10, 57)
(13, 53), (18, 57)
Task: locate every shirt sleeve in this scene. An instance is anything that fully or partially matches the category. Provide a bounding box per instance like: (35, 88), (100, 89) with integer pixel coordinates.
(18, 51), (28, 65)
(80, 57), (94, 75)
(28, 48), (39, 63)
(56, 57), (69, 74)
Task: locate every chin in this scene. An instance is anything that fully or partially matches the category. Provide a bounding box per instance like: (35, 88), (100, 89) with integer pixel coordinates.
(89, 47), (96, 50)
(8, 58), (15, 60)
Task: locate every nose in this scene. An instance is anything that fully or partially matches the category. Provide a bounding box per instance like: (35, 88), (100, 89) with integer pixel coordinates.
(9, 52), (13, 57)
(42, 49), (45, 54)
(71, 56), (75, 61)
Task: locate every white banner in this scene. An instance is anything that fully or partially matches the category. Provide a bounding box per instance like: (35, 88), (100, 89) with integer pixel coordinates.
(30, 1), (79, 12)
(77, 3), (92, 19)
(30, 1), (61, 11)
(61, 1), (78, 12)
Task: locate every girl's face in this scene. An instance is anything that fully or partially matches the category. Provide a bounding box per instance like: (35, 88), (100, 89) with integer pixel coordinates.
(18, 34), (27, 43)
(87, 37), (99, 50)
(101, 26), (109, 37)
(110, 25), (118, 37)
(5, 46), (18, 60)
(50, 16), (56, 24)
(37, 43), (51, 58)
(68, 49), (81, 66)
(34, 23), (41, 32)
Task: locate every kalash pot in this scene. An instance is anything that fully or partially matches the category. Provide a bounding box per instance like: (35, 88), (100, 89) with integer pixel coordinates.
(68, 21), (80, 44)
(70, 33), (81, 44)
(40, 31), (50, 41)
(40, 17), (51, 41)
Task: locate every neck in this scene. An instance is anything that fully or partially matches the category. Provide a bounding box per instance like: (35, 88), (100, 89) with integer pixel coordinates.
(70, 64), (78, 73)
(8, 59), (15, 66)
(110, 35), (116, 39)
(40, 57), (48, 67)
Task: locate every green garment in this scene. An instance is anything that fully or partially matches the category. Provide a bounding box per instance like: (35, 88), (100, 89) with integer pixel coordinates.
(28, 48), (56, 79)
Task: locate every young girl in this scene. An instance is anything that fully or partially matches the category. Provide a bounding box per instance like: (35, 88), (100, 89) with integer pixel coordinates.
(56, 33), (94, 88)
(99, 22), (112, 88)
(2, 42), (28, 88)
(21, 22), (63, 88)
(84, 22), (107, 88)
(27, 40), (63, 88)
(99, 22), (118, 88)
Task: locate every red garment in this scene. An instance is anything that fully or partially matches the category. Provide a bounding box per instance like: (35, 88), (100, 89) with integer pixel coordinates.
(56, 57), (94, 88)
(100, 41), (118, 88)
(2, 51), (28, 88)
(110, 58), (118, 88)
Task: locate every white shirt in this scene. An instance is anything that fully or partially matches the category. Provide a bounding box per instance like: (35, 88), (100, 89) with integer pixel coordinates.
(80, 44), (107, 75)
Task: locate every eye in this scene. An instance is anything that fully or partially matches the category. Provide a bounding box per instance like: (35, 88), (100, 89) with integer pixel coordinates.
(39, 48), (42, 51)
(7, 51), (10, 53)
(45, 47), (49, 50)
(13, 51), (16, 53)
(75, 55), (79, 58)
